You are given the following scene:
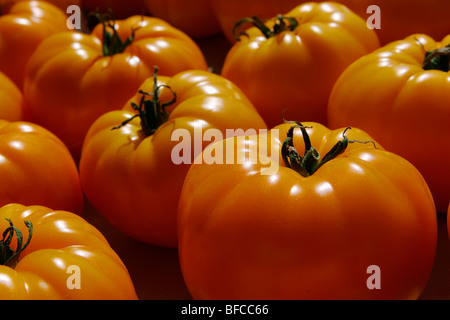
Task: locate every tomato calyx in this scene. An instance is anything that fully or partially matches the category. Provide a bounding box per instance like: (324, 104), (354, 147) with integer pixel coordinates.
(0, 219), (33, 268)
(112, 66), (177, 136)
(94, 11), (138, 56)
(281, 121), (375, 177)
(233, 14), (298, 41)
(422, 43), (450, 72)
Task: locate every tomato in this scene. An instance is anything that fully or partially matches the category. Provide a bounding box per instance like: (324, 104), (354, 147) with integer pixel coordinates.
(81, 0), (146, 19)
(0, 203), (137, 299)
(328, 34), (450, 213)
(0, 71), (23, 121)
(220, 2), (379, 129)
(79, 69), (266, 247)
(0, 120), (83, 215)
(144, 0), (221, 38)
(211, 0), (302, 43)
(0, 0), (69, 89)
(334, 0), (450, 45)
(178, 121), (437, 299)
(23, 14), (208, 160)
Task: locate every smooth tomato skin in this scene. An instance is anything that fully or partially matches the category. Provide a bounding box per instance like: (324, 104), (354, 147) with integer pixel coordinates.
(178, 122), (437, 299)
(79, 70), (266, 247)
(221, 2), (380, 129)
(23, 15), (208, 160)
(335, 0), (450, 45)
(0, 204), (137, 300)
(0, 1), (69, 90)
(0, 71), (23, 121)
(328, 34), (450, 213)
(0, 120), (83, 215)
(143, 0), (221, 38)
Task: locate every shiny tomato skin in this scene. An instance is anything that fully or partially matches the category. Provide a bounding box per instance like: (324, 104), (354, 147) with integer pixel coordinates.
(0, 204), (137, 300)
(328, 34), (450, 213)
(178, 122), (437, 299)
(79, 70), (266, 248)
(23, 15), (208, 160)
(0, 1), (69, 90)
(221, 2), (380, 129)
(0, 120), (83, 215)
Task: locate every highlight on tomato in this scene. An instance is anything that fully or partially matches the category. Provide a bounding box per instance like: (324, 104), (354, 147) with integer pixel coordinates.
(0, 120), (83, 215)
(220, 2), (380, 129)
(23, 13), (208, 160)
(178, 121), (438, 299)
(0, 0), (70, 90)
(79, 68), (266, 248)
(328, 33), (450, 213)
(0, 203), (137, 300)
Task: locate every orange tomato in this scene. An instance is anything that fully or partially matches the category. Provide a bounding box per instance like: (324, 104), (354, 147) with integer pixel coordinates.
(144, 0), (221, 38)
(24, 15), (208, 160)
(0, 120), (83, 215)
(0, 71), (23, 121)
(0, 1), (70, 89)
(221, 2), (379, 129)
(178, 121), (437, 299)
(328, 34), (450, 213)
(0, 203), (137, 299)
(79, 69), (266, 247)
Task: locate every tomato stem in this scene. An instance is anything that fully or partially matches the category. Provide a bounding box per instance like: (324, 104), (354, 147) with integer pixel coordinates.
(112, 66), (177, 136)
(233, 14), (298, 41)
(0, 219), (33, 268)
(281, 121), (376, 177)
(93, 10), (137, 56)
(422, 43), (450, 72)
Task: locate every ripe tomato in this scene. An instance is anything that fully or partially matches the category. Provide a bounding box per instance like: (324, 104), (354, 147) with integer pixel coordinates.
(143, 0), (221, 38)
(335, 0), (450, 45)
(0, 120), (83, 215)
(0, 0), (69, 89)
(221, 2), (379, 129)
(0, 71), (23, 121)
(23, 14), (208, 160)
(79, 69), (266, 247)
(0, 203), (137, 299)
(328, 34), (450, 213)
(178, 121), (437, 299)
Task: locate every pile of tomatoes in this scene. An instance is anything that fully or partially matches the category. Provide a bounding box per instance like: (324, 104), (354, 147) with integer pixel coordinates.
(0, 0), (449, 300)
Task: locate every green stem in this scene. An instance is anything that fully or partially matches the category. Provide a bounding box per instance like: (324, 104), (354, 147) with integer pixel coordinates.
(93, 10), (137, 56)
(112, 66), (177, 136)
(233, 14), (298, 41)
(422, 44), (450, 72)
(0, 219), (33, 269)
(281, 123), (376, 177)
